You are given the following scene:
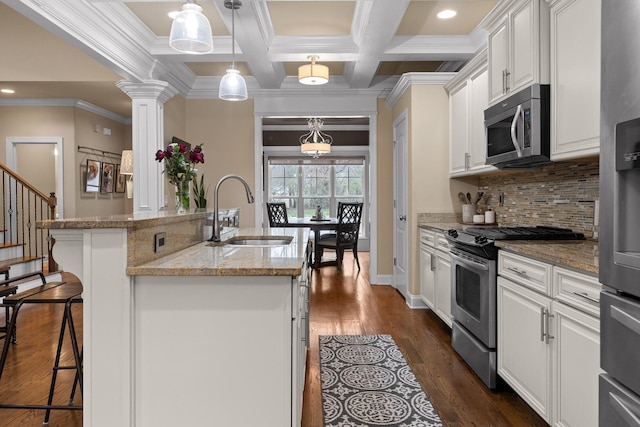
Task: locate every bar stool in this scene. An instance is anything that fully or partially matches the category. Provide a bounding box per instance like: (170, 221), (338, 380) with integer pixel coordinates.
(0, 276), (83, 423)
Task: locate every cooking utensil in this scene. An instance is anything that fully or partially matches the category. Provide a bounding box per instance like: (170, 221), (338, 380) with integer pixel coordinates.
(466, 192), (472, 203)
(474, 191), (484, 204)
(458, 192), (468, 204)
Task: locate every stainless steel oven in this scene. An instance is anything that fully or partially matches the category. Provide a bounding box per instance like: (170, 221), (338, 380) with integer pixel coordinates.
(446, 230), (498, 389)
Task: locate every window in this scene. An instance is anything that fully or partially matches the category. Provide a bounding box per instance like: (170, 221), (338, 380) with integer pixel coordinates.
(266, 157), (367, 236)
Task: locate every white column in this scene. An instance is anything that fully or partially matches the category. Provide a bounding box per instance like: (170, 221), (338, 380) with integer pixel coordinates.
(116, 80), (178, 214)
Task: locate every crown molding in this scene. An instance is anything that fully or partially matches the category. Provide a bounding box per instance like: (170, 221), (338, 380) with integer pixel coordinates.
(0, 98), (131, 124)
(386, 73), (456, 108)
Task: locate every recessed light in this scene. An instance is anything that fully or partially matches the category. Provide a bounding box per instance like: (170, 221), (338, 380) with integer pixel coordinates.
(437, 9), (457, 19)
(168, 10), (179, 19)
(1, 89), (15, 94)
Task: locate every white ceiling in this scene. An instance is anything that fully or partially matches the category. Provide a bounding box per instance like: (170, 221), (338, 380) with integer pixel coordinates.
(0, 0), (498, 119)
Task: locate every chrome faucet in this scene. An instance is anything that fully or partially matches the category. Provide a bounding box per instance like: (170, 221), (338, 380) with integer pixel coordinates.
(209, 174), (255, 242)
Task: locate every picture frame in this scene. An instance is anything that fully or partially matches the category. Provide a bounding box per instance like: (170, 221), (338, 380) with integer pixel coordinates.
(115, 164), (126, 193)
(85, 159), (101, 193)
(100, 162), (115, 193)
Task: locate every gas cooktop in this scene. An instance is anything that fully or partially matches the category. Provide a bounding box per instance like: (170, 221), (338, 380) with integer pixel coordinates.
(463, 226), (586, 241)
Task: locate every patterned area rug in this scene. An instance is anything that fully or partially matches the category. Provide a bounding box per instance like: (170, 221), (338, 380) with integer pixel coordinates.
(319, 335), (444, 427)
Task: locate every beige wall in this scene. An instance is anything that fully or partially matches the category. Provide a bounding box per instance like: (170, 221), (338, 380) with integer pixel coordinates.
(376, 99), (394, 277)
(0, 105), (132, 218)
(183, 99), (256, 228)
(391, 84), (476, 296)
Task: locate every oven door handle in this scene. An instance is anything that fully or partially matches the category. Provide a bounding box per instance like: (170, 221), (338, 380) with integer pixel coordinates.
(510, 104), (524, 158)
(450, 250), (490, 271)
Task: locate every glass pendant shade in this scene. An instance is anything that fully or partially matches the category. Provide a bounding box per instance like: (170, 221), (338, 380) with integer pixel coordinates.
(169, 3), (213, 54)
(219, 68), (248, 101)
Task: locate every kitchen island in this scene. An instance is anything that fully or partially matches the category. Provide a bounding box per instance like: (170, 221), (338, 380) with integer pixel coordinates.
(38, 212), (311, 427)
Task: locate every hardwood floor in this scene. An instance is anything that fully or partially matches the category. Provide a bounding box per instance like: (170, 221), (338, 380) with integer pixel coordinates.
(0, 253), (546, 427)
(0, 298), (83, 426)
(302, 252), (547, 427)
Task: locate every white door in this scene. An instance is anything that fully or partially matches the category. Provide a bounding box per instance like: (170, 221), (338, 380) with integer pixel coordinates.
(393, 111), (409, 299)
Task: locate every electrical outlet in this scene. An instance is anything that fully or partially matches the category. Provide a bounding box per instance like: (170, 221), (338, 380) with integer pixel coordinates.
(154, 232), (166, 253)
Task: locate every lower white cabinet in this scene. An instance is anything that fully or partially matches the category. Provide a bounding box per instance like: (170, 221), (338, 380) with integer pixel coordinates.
(419, 229), (452, 327)
(434, 250), (452, 327)
(552, 301), (600, 427)
(497, 251), (600, 426)
(498, 276), (553, 421)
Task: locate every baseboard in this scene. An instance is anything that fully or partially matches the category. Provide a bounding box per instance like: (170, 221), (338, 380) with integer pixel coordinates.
(371, 274), (391, 285)
(405, 292), (428, 309)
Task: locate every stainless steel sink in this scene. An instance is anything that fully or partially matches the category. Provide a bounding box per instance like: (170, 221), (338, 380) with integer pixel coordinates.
(214, 236), (293, 247)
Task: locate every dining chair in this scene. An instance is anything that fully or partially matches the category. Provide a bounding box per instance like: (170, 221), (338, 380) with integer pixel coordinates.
(316, 202), (363, 271)
(266, 202), (289, 227)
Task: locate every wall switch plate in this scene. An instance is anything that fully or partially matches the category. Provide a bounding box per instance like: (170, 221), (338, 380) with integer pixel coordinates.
(154, 232), (166, 253)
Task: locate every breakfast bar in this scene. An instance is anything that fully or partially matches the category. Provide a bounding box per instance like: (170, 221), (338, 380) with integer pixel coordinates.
(38, 211), (311, 427)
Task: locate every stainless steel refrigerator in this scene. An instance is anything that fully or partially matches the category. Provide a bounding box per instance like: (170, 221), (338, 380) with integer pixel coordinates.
(600, 1), (640, 425)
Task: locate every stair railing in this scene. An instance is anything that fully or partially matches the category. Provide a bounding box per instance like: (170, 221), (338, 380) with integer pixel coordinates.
(0, 161), (57, 274)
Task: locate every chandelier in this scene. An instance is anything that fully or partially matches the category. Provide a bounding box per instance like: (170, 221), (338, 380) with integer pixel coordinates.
(300, 118), (332, 158)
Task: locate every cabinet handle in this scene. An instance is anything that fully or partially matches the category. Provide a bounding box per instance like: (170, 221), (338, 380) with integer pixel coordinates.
(465, 152), (470, 170)
(505, 69), (510, 92)
(540, 308), (554, 344)
(502, 69), (506, 94)
(572, 291), (599, 304)
(506, 266), (527, 275)
(430, 253), (436, 271)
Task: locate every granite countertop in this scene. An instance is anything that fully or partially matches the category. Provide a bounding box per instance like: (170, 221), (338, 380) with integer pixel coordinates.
(495, 240), (599, 276)
(126, 227), (311, 277)
(38, 210), (211, 229)
(418, 221), (599, 275)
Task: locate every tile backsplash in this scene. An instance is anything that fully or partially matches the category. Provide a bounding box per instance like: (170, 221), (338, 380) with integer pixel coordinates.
(476, 159), (599, 237)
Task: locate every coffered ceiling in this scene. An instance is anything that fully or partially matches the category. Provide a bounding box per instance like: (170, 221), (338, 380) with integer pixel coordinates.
(0, 0), (497, 119)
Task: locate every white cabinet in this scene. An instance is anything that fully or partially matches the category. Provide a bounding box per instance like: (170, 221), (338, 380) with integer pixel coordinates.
(434, 248), (452, 327)
(446, 51), (496, 177)
(419, 230), (436, 309)
(418, 228), (452, 327)
(548, 0), (601, 160)
(486, 0), (550, 105)
(552, 301), (600, 427)
(498, 276), (553, 422)
(497, 251), (601, 426)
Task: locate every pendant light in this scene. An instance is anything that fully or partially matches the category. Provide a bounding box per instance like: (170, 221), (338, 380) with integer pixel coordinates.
(169, 1), (213, 54)
(298, 56), (329, 85)
(300, 118), (332, 158)
(219, 0), (248, 101)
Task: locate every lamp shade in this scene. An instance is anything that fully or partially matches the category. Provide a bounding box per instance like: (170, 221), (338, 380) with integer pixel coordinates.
(169, 3), (213, 54)
(301, 142), (331, 157)
(298, 56), (329, 85)
(219, 68), (248, 101)
(120, 150), (133, 175)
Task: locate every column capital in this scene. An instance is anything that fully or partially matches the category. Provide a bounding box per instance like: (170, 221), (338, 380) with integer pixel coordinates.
(116, 80), (178, 104)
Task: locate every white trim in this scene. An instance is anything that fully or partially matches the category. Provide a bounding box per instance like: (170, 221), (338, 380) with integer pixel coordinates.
(386, 72), (457, 108)
(0, 98), (131, 124)
(405, 292), (429, 309)
(6, 136), (64, 219)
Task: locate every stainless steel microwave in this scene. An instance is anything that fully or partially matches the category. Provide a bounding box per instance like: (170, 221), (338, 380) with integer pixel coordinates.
(484, 84), (551, 169)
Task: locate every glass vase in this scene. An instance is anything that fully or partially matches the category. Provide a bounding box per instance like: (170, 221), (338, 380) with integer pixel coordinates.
(175, 180), (190, 214)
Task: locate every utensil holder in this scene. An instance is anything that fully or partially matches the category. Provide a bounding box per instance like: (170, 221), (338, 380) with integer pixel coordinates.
(462, 204), (477, 223)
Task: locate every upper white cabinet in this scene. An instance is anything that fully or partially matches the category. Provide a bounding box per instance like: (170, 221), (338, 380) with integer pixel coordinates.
(486, 0), (550, 105)
(446, 51), (496, 177)
(548, 0), (601, 160)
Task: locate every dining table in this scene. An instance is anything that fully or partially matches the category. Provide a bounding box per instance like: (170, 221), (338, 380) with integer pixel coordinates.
(278, 217), (338, 268)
